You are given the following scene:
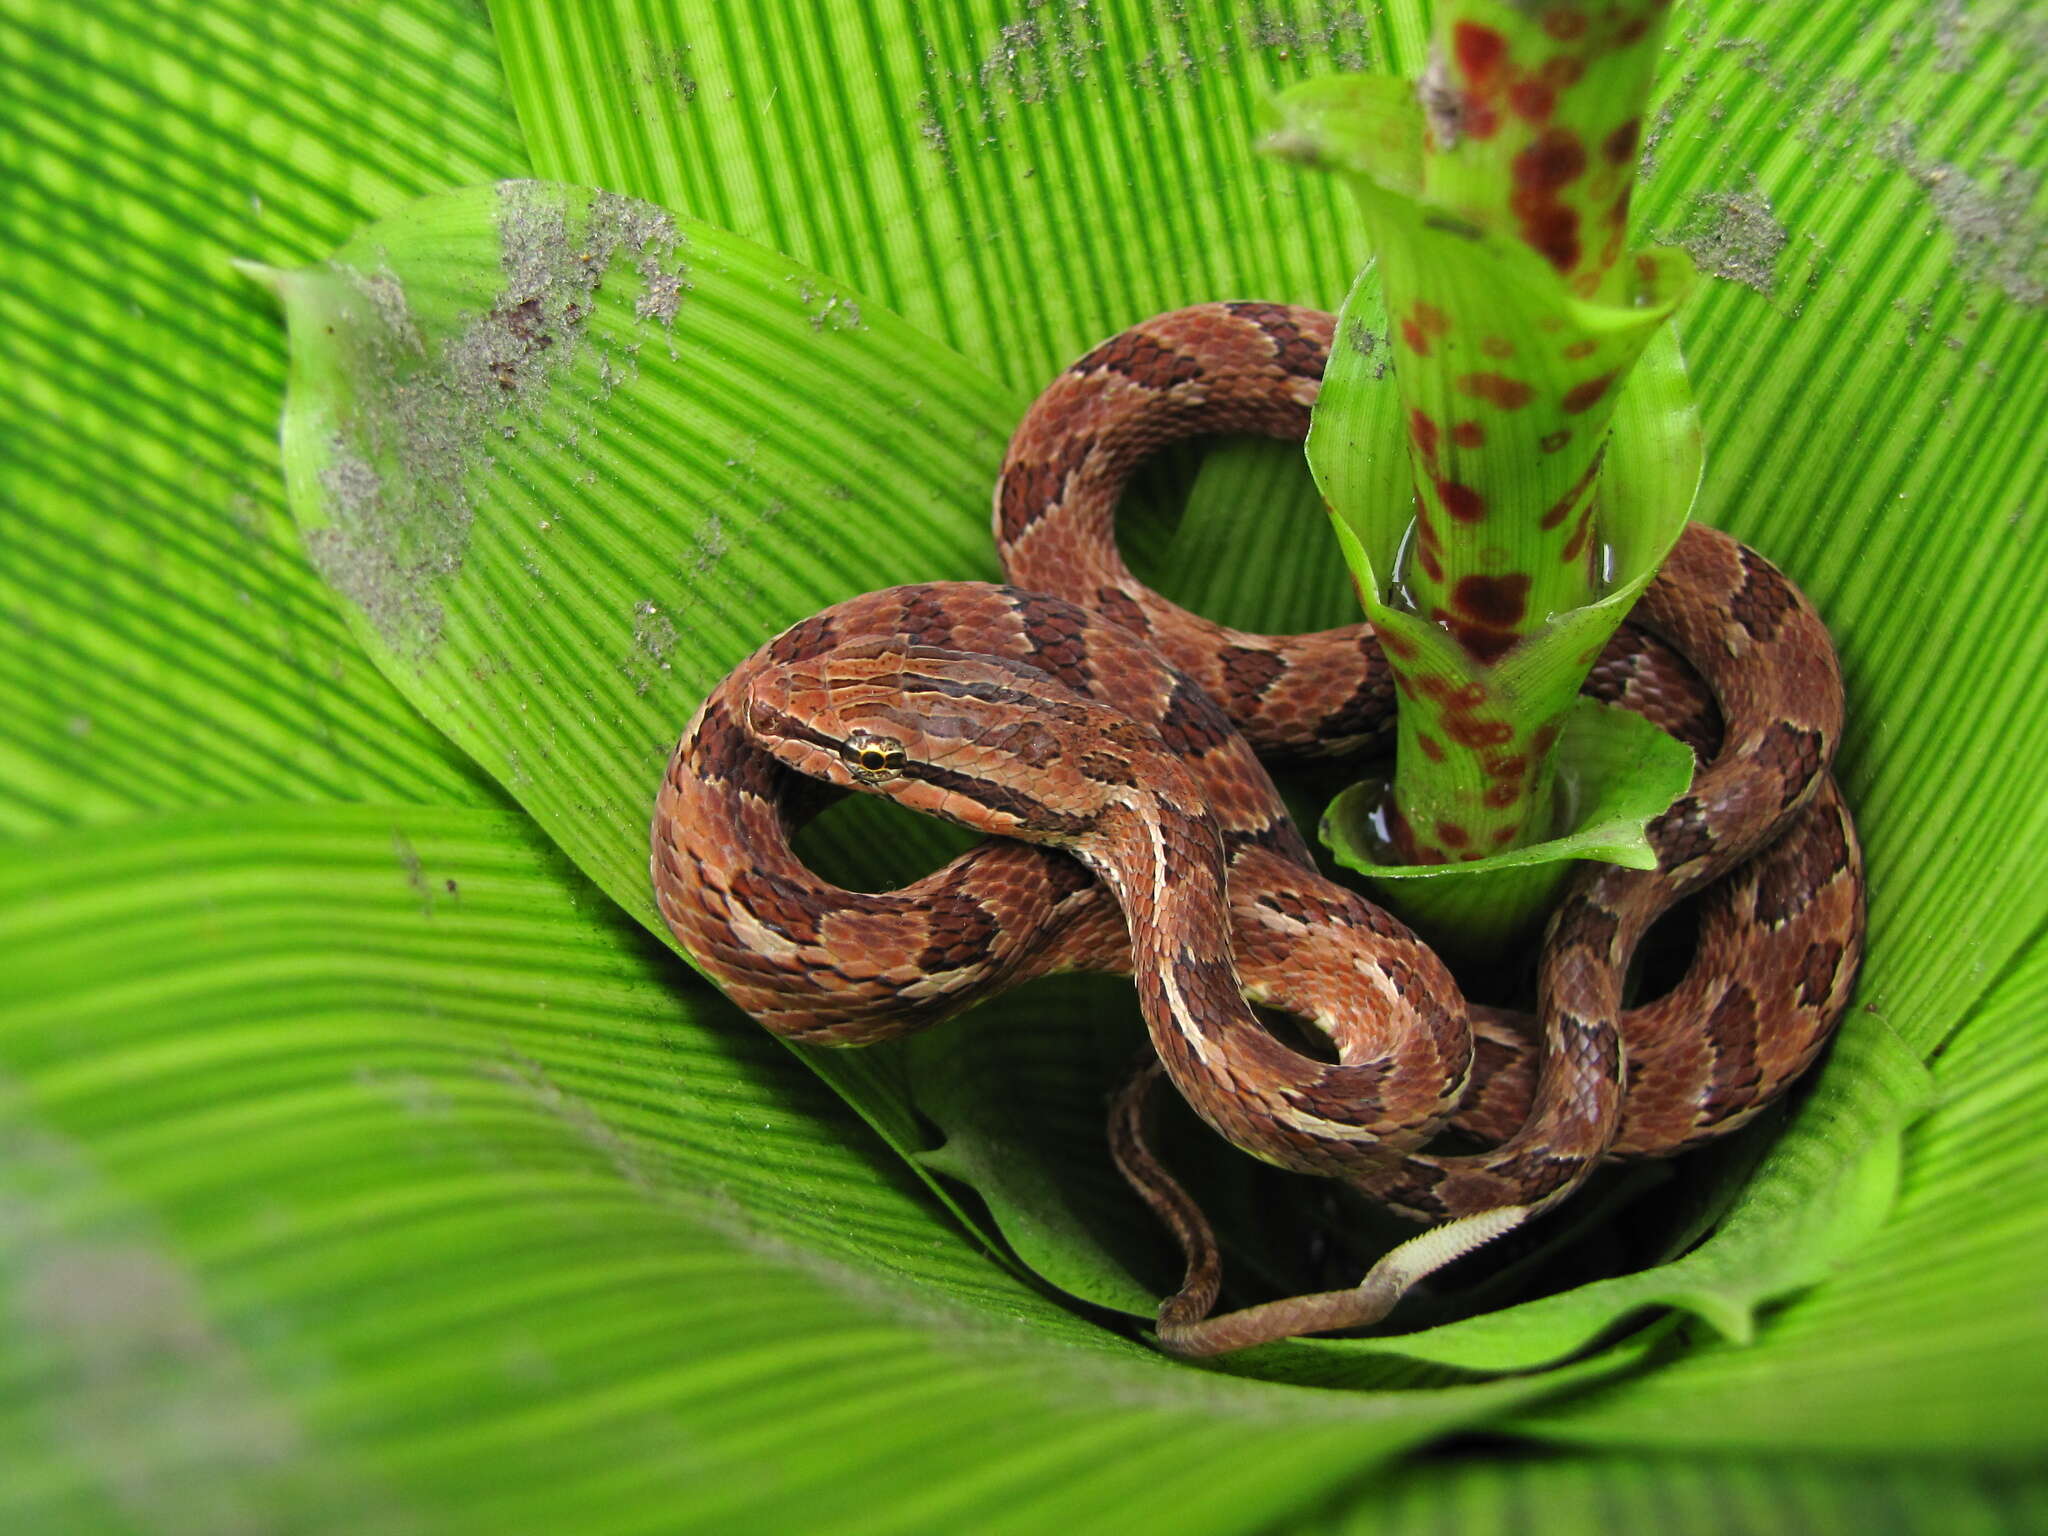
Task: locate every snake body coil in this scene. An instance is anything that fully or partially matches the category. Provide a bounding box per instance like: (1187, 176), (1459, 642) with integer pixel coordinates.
(651, 303), (1864, 1345)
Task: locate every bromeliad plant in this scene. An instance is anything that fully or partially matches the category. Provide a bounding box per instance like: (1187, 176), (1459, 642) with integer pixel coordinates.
(1270, 0), (1703, 958)
(6, 0), (2047, 1527)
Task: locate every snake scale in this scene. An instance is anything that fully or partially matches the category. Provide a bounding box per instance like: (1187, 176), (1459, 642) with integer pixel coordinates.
(651, 302), (1865, 1353)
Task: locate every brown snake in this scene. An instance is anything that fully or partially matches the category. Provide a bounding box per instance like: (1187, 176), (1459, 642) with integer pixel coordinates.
(651, 302), (1865, 1354)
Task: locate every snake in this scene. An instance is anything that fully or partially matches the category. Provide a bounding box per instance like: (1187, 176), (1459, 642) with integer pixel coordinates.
(650, 302), (1865, 1354)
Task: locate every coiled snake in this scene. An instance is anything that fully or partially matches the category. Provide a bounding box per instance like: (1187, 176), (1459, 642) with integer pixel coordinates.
(651, 303), (1865, 1355)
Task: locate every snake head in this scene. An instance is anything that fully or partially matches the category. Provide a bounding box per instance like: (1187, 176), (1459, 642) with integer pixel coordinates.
(741, 638), (1129, 841)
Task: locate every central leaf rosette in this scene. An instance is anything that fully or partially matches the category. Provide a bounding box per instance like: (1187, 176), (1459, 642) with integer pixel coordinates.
(1265, 60), (1702, 950)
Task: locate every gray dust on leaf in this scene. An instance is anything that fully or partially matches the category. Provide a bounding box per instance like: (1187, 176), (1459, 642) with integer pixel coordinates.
(625, 599), (678, 697)
(1665, 187), (1789, 296)
(308, 183), (694, 658)
(1876, 126), (2046, 309)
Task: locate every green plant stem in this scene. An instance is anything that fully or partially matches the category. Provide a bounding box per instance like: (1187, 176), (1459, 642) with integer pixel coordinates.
(1330, 0), (1676, 864)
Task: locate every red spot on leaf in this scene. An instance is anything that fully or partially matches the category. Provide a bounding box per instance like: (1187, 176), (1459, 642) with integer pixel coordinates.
(1481, 335), (1514, 358)
(1604, 117), (1641, 166)
(1409, 408), (1440, 462)
(1523, 207), (1583, 272)
(1417, 541), (1445, 581)
(1618, 15), (1651, 46)
(1563, 338), (1598, 360)
(1456, 372), (1535, 408)
(1540, 56), (1585, 89)
(1562, 371), (1618, 413)
(1509, 129), (1588, 271)
(1453, 573), (1531, 625)
(1435, 820), (1471, 848)
(1380, 628), (1417, 662)
(1561, 505), (1596, 562)
(1542, 8), (1587, 40)
(1508, 79), (1555, 122)
(1446, 715), (1515, 747)
(1532, 724), (1561, 756)
(1606, 187), (1633, 228)
(1417, 732), (1445, 762)
(1412, 302), (1452, 337)
(1539, 428), (1571, 453)
(1515, 128), (1587, 192)
(1483, 753), (1529, 781)
(1454, 22), (1507, 84)
(1540, 445), (1604, 528)
(1484, 781), (1520, 807)
(1492, 824), (1521, 846)
(1437, 480), (1488, 523)
(1451, 419), (1486, 448)
(1400, 318), (1433, 355)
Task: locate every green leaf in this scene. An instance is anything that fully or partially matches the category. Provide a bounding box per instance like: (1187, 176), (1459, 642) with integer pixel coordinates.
(1319, 696), (1698, 959)
(269, 180), (1012, 926)
(0, 806), (1647, 1530)
(9, 0), (2048, 1525)
(1509, 935), (2048, 1456)
(487, 0), (1422, 393)
(0, 0), (528, 836)
(1283, 1452), (2048, 1534)
(1327, 699), (1698, 878)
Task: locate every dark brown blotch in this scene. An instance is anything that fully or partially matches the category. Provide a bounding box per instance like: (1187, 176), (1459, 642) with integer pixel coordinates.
(913, 891), (1004, 974)
(899, 585), (957, 647)
(1556, 899), (1621, 957)
(1074, 328), (1205, 389)
(1700, 983), (1764, 1119)
(1077, 748), (1137, 786)
(1650, 793), (1715, 870)
(1753, 797), (1852, 925)
(997, 431), (1097, 543)
(1796, 940), (1845, 1008)
(1092, 584), (1151, 637)
(727, 867), (837, 944)
(1729, 546), (1801, 642)
(1219, 644), (1288, 710)
(765, 610), (839, 665)
(1156, 678), (1237, 757)
(1224, 301), (1328, 381)
(1012, 590), (1094, 694)
(1754, 721), (1827, 813)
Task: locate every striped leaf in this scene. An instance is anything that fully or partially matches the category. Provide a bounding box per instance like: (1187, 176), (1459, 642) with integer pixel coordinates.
(0, 0), (527, 835)
(5, 0), (2047, 1528)
(0, 806), (1641, 1531)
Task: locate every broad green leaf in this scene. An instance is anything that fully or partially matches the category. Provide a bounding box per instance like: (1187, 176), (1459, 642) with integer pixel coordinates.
(0, 0), (527, 836)
(8, 0), (2048, 1526)
(0, 806), (1646, 1532)
(488, 0), (1424, 392)
(270, 180), (1012, 933)
(1509, 935), (2048, 1456)
(1284, 1452), (2048, 1535)
(490, 0), (2048, 1062)
(1319, 696), (1700, 960)
(1326, 700), (1699, 877)
(263, 179), (1032, 1219)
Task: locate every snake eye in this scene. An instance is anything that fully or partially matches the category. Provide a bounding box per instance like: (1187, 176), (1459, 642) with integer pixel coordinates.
(845, 734), (906, 783)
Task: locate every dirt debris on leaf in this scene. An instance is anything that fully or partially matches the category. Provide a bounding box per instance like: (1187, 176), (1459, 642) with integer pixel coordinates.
(307, 183), (693, 658)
